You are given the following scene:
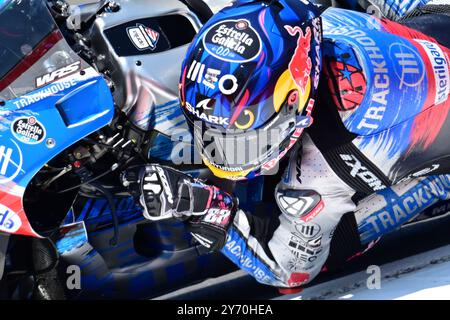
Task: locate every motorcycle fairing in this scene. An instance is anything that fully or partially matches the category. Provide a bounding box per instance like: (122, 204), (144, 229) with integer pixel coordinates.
(322, 8), (450, 182)
(0, 0), (114, 237)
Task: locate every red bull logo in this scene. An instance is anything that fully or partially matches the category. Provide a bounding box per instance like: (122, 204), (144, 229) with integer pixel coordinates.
(284, 25), (312, 94)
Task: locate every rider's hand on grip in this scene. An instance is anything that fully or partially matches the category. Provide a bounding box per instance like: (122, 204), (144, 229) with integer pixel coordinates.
(122, 164), (237, 250)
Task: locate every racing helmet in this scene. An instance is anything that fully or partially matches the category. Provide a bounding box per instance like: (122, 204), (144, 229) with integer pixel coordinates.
(180, 0), (322, 180)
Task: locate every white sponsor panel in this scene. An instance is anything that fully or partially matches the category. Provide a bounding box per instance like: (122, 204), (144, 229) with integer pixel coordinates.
(340, 153), (387, 191)
(127, 24), (159, 51)
(35, 61), (81, 87)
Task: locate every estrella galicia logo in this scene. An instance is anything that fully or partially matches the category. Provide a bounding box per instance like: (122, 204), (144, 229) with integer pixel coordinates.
(203, 19), (262, 63)
(389, 42), (425, 89)
(11, 117), (46, 145)
(127, 23), (160, 51)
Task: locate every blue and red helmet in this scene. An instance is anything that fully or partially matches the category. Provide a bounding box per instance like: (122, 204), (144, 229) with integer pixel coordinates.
(180, 0), (322, 180)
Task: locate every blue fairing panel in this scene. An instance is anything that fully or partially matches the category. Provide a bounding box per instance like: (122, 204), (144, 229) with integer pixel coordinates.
(0, 71), (114, 189)
(358, 175), (450, 244)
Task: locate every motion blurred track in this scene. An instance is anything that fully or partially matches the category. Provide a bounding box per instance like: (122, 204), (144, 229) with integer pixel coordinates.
(155, 212), (450, 300)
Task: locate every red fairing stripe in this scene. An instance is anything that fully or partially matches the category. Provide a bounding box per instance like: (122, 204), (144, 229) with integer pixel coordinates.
(0, 29), (63, 92)
(381, 19), (450, 152)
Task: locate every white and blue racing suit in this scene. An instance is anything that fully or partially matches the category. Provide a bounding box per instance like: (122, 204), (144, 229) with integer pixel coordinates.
(219, 1), (450, 288)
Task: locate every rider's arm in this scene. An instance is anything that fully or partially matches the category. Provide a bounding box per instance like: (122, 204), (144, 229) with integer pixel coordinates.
(122, 164), (238, 251)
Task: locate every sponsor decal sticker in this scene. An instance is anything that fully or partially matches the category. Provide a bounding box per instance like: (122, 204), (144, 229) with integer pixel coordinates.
(389, 42), (425, 89)
(301, 200), (324, 222)
(284, 25), (312, 94)
(204, 208), (231, 226)
(203, 19), (262, 63)
(13, 78), (78, 109)
(326, 27), (390, 131)
(398, 164), (440, 183)
(155, 166), (173, 204)
(187, 60), (239, 95)
(288, 233), (323, 264)
(127, 24), (160, 51)
(416, 40), (449, 105)
(340, 153), (387, 191)
(312, 18), (322, 90)
(360, 175), (450, 242)
(287, 272), (310, 287)
(234, 110), (255, 130)
(0, 203), (21, 233)
(185, 101), (230, 125)
(0, 140), (23, 184)
(294, 222), (321, 239)
(223, 230), (276, 284)
(36, 61), (81, 87)
(11, 117), (46, 145)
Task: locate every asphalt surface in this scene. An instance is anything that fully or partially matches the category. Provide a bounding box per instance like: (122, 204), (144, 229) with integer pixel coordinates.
(156, 212), (450, 300)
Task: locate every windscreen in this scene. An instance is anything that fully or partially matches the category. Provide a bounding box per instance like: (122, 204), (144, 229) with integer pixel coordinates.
(0, 0), (83, 100)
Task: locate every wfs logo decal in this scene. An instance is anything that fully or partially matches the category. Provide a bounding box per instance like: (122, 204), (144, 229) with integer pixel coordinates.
(0, 204), (21, 233)
(416, 40), (449, 105)
(203, 19), (262, 63)
(127, 23), (159, 51)
(11, 117), (46, 145)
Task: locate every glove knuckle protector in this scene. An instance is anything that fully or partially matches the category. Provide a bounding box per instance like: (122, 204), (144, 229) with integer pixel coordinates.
(136, 164), (193, 220)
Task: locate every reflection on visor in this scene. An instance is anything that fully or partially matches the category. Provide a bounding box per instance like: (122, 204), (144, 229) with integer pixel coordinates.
(193, 109), (297, 173)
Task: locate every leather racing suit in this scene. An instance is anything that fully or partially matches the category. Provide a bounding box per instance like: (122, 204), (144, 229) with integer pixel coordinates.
(216, 5), (450, 288)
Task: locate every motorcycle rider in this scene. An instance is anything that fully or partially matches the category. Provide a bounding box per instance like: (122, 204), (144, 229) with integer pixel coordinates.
(124, 0), (450, 291)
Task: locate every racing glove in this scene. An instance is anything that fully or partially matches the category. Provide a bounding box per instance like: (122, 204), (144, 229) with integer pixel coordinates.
(121, 165), (237, 251)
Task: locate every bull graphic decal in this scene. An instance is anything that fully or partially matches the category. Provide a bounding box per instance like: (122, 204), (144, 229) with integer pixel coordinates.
(284, 25), (312, 94)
